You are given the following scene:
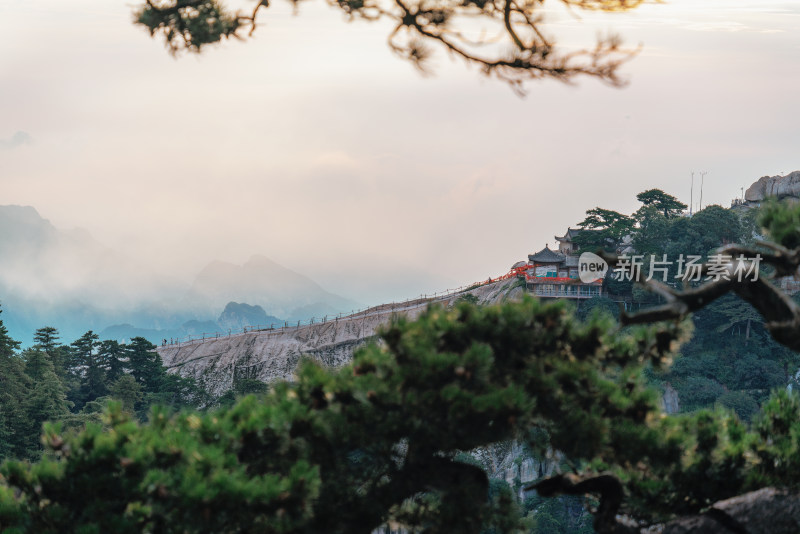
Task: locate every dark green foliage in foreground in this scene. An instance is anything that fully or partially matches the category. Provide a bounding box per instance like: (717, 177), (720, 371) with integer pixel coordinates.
(760, 199), (800, 249)
(134, 0), (243, 55)
(0, 297), (683, 533)
(574, 297), (619, 322)
(4, 295), (800, 533)
(4, 203), (800, 532)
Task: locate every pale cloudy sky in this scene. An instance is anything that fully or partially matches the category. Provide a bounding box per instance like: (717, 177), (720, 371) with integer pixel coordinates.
(2, 0), (799, 304)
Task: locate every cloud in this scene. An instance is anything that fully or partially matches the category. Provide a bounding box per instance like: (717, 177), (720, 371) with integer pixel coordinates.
(308, 150), (362, 171)
(0, 131), (33, 150)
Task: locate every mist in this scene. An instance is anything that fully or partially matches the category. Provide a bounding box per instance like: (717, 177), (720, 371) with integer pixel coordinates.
(2, 0), (799, 340)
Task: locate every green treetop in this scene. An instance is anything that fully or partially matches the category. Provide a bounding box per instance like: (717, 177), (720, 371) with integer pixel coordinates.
(32, 327), (60, 355)
(33, 327), (68, 378)
(126, 337), (165, 393)
(109, 375), (144, 413)
(98, 339), (127, 384)
(573, 208), (635, 252)
(635, 189), (688, 219)
(68, 331), (106, 410)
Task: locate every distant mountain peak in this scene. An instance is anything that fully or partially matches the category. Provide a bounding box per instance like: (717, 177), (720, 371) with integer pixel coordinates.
(0, 205), (358, 344)
(188, 256), (357, 320)
(0, 204), (44, 219)
(245, 254), (279, 266)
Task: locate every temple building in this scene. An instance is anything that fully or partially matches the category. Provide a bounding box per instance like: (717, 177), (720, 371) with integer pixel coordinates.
(554, 228), (581, 255)
(522, 234), (603, 299)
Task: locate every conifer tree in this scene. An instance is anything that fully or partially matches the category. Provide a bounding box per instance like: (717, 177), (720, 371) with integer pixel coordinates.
(98, 339), (127, 384)
(69, 331), (106, 410)
(18, 350), (71, 460)
(0, 305), (21, 358)
(0, 305), (26, 460)
(32, 326), (59, 354)
(635, 189), (688, 219)
(33, 326), (67, 378)
(109, 374), (144, 413)
(573, 208), (634, 252)
(712, 294), (763, 340)
(126, 337), (164, 393)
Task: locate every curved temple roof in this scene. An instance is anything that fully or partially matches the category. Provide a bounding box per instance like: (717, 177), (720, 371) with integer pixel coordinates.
(555, 227), (581, 242)
(528, 245), (566, 264)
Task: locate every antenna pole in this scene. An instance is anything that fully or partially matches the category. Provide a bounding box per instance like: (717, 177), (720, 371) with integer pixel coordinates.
(690, 171), (694, 216)
(699, 171), (708, 210)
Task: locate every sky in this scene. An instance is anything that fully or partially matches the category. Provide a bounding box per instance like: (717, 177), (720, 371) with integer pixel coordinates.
(2, 0), (799, 306)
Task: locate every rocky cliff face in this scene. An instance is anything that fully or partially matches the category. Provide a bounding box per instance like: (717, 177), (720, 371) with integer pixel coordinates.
(661, 383), (680, 414)
(158, 279), (525, 395)
(744, 170), (800, 205)
(217, 301), (281, 332)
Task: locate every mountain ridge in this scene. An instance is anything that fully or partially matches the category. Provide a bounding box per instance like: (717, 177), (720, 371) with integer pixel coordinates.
(157, 279), (525, 395)
(0, 205), (357, 344)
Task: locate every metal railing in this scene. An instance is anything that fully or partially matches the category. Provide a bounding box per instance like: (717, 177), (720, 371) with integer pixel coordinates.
(160, 274), (523, 348)
(529, 289), (602, 299)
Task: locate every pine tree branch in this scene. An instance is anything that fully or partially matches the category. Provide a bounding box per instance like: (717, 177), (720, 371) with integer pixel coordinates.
(134, 0), (648, 92)
(529, 473), (635, 534)
(597, 248), (800, 352)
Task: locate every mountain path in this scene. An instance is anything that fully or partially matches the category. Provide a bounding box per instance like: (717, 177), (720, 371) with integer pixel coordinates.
(157, 279), (523, 395)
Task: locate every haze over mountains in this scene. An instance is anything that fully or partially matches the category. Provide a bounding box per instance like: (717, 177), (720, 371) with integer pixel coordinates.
(187, 256), (354, 319)
(0, 205), (358, 345)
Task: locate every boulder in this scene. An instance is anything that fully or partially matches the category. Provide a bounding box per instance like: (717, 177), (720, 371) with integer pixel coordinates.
(661, 487), (800, 534)
(745, 171), (800, 203)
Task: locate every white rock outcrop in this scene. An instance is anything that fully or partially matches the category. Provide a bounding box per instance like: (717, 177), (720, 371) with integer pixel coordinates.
(158, 279), (525, 395)
(744, 171), (800, 203)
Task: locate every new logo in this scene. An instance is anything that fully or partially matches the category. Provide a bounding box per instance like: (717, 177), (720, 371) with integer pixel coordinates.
(578, 252), (608, 283)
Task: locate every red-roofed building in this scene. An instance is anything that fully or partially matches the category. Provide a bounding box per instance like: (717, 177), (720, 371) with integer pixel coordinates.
(523, 238), (603, 299)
